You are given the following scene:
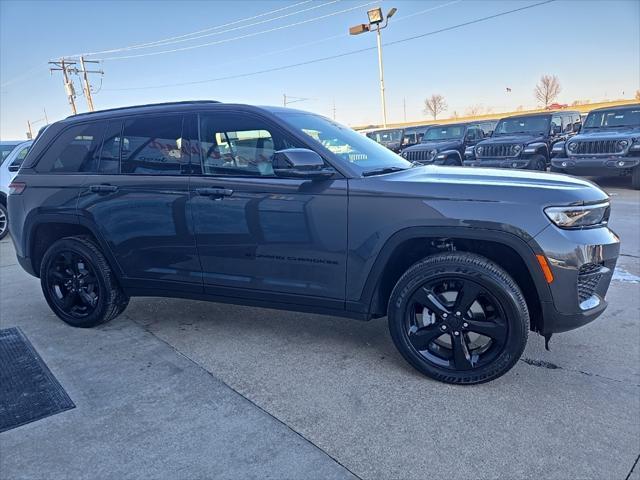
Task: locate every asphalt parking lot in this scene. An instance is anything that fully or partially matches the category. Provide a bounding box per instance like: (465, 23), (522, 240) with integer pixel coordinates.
(1, 177), (638, 480)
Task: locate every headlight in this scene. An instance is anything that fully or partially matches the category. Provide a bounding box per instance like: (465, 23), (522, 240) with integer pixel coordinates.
(617, 140), (629, 150)
(428, 149), (437, 159)
(476, 146), (484, 155)
(567, 142), (578, 152)
(402, 151), (408, 158)
(512, 144), (523, 155)
(544, 202), (610, 229)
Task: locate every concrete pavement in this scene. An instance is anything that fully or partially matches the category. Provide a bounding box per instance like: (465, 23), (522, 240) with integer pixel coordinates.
(0, 178), (638, 479)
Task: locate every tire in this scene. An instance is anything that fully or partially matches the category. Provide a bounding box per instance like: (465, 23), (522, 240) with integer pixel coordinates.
(388, 252), (529, 384)
(529, 155), (546, 171)
(0, 203), (8, 240)
(632, 166), (640, 190)
(40, 236), (128, 327)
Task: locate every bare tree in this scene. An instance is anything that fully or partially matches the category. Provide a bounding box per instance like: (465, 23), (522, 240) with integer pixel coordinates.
(465, 104), (484, 116)
(534, 75), (562, 108)
(424, 94), (448, 120)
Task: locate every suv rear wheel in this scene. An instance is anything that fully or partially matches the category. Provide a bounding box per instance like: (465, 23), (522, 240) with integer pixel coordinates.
(40, 236), (129, 328)
(0, 203), (8, 240)
(388, 252), (529, 384)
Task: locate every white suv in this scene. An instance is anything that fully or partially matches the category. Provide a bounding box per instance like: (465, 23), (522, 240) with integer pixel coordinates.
(0, 140), (32, 239)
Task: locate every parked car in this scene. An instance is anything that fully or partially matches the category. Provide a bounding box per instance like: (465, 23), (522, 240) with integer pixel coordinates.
(401, 125), (432, 149)
(401, 122), (486, 165)
(551, 104), (640, 189)
(9, 101), (619, 384)
(0, 140), (32, 240)
(366, 128), (404, 152)
(464, 111), (581, 170)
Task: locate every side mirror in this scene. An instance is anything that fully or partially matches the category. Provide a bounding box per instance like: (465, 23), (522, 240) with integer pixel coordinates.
(574, 123), (581, 133)
(272, 148), (334, 180)
(486, 130), (493, 137)
(8, 164), (21, 173)
(552, 125), (561, 135)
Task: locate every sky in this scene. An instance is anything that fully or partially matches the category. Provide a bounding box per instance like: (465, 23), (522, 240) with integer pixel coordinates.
(1, 0), (639, 139)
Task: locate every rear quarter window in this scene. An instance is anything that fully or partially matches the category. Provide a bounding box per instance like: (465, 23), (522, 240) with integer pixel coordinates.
(35, 122), (106, 173)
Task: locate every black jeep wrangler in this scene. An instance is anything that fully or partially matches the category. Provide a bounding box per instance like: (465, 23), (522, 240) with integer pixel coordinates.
(465, 111), (581, 170)
(401, 123), (485, 165)
(366, 128), (405, 153)
(551, 104), (640, 189)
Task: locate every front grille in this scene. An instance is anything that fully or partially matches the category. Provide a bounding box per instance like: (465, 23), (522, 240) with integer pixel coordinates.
(348, 153), (367, 161)
(570, 140), (621, 155)
(404, 150), (435, 163)
(478, 144), (517, 158)
(577, 263), (604, 303)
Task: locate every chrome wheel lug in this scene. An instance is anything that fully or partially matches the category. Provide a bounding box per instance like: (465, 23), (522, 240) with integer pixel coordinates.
(456, 311), (461, 316)
(463, 322), (469, 328)
(442, 313), (448, 318)
(440, 325), (447, 331)
(453, 331), (460, 336)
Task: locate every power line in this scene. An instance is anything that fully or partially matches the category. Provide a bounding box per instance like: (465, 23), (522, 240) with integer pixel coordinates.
(67, 0), (332, 58)
(105, 0), (555, 91)
(99, 1), (377, 61)
(84, 0), (339, 57)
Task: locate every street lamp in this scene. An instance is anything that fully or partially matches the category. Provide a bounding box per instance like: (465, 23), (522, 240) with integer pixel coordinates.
(350, 6), (397, 127)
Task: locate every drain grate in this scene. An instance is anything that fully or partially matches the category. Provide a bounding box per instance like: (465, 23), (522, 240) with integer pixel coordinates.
(0, 327), (75, 433)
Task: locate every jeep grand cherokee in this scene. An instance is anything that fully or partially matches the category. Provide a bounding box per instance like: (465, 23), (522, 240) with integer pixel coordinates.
(8, 101), (620, 384)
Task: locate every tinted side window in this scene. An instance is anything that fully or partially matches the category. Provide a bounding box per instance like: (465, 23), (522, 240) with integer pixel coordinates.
(36, 122), (106, 173)
(198, 113), (298, 177)
(551, 116), (562, 133)
(97, 121), (123, 174)
(121, 115), (187, 175)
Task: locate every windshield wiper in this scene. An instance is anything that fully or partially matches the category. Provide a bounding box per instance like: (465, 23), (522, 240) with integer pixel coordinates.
(362, 166), (408, 177)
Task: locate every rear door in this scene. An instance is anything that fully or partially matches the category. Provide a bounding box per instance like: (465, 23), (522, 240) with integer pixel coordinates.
(77, 113), (201, 292)
(189, 109), (348, 303)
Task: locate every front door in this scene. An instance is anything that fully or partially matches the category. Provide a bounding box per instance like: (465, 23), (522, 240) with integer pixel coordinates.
(189, 110), (348, 302)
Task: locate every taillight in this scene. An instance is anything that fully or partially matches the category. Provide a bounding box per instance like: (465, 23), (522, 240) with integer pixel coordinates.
(8, 181), (26, 195)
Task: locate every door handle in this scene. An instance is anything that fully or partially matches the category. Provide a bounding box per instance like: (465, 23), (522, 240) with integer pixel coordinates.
(196, 187), (233, 198)
(89, 184), (119, 194)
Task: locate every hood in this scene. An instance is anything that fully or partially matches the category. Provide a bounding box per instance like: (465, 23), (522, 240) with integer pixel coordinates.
(362, 165), (609, 207)
(479, 134), (543, 145)
(572, 127), (640, 141)
(403, 139), (462, 153)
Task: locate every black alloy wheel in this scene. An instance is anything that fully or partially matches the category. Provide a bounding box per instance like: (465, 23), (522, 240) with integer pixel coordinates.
(388, 252), (529, 384)
(40, 236), (128, 327)
(47, 250), (100, 319)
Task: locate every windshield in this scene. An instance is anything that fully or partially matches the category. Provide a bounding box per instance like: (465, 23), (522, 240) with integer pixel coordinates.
(367, 129), (403, 144)
(584, 108), (640, 128)
(0, 144), (20, 164)
(493, 115), (550, 136)
(423, 125), (465, 141)
(276, 112), (412, 174)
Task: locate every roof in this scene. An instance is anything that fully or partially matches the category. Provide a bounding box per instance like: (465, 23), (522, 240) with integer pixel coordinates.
(589, 103), (640, 112)
(501, 110), (580, 120)
(66, 100), (222, 121)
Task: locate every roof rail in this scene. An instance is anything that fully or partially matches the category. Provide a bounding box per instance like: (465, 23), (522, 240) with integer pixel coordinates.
(69, 100), (221, 118)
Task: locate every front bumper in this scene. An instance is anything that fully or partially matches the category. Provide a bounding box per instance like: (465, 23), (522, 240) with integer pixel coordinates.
(464, 157), (534, 169)
(532, 224), (620, 334)
(550, 156), (639, 176)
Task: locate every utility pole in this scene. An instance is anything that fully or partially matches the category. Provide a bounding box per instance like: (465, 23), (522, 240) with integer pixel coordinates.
(49, 59), (78, 115)
(78, 56), (103, 112)
(26, 120), (33, 139)
(374, 23), (387, 127)
(403, 97), (407, 122)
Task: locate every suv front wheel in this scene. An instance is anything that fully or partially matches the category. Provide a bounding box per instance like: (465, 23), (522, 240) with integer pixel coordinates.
(40, 236), (129, 328)
(388, 252), (529, 384)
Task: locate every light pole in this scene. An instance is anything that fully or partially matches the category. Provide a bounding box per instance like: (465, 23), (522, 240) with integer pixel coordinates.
(349, 6), (397, 128)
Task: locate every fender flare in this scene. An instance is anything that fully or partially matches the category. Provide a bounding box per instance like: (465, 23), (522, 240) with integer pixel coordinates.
(355, 225), (552, 314)
(435, 149), (463, 163)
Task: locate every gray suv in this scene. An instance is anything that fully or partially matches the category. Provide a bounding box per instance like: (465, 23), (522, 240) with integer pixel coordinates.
(8, 101), (620, 384)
